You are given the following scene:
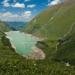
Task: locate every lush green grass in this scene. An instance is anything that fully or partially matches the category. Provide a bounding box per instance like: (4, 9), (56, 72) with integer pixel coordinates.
(0, 21), (10, 32)
(22, 0), (75, 62)
(0, 37), (75, 75)
(22, 0), (75, 39)
(0, 21), (10, 37)
(21, 0), (75, 74)
(54, 25), (75, 64)
(0, 22), (75, 75)
(0, 31), (75, 75)
(0, 0), (75, 75)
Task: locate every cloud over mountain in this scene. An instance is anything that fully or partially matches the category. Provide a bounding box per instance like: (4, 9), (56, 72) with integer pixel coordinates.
(0, 11), (32, 22)
(48, 0), (62, 6)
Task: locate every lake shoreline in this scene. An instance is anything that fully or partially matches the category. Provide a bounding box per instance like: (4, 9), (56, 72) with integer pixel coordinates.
(5, 31), (46, 60)
(23, 46), (46, 60)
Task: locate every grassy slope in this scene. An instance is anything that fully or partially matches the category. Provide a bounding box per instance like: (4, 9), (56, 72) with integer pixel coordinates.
(54, 24), (75, 64)
(23, 0), (75, 39)
(0, 0), (75, 75)
(0, 21), (10, 37)
(22, 0), (75, 65)
(0, 21), (10, 31)
(1, 22), (75, 75)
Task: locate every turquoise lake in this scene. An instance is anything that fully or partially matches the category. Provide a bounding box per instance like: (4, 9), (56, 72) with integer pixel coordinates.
(5, 31), (39, 56)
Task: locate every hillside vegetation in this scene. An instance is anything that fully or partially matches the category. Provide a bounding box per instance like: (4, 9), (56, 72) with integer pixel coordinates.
(22, 0), (75, 64)
(0, 21), (10, 37)
(0, 0), (75, 74)
(55, 24), (75, 64)
(23, 0), (75, 39)
(23, 0), (75, 63)
(1, 22), (75, 75)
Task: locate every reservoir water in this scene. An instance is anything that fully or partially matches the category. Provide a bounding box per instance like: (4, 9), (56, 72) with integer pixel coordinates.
(5, 31), (39, 56)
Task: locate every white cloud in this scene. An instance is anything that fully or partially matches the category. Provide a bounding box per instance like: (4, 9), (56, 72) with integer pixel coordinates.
(23, 11), (32, 17)
(2, 0), (25, 8)
(0, 11), (32, 22)
(11, 3), (25, 8)
(0, 12), (19, 17)
(2, 0), (10, 7)
(27, 4), (36, 8)
(48, 0), (61, 6)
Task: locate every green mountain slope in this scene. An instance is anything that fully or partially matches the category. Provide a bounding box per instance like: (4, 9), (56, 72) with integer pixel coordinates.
(54, 24), (75, 64)
(0, 21), (10, 35)
(0, 21), (10, 31)
(22, 0), (75, 39)
(0, 21), (11, 53)
(22, 0), (75, 64)
(0, 0), (75, 75)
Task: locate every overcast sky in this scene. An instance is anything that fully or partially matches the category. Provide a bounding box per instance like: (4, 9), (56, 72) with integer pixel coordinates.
(0, 0), (63, 22)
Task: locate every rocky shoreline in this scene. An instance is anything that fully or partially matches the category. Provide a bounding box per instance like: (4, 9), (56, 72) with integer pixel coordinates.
(2, 31), (46, 60)
(23, 46), (45, 60)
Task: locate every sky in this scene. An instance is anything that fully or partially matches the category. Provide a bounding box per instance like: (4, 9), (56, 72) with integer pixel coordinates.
(0, 0), (63, 22)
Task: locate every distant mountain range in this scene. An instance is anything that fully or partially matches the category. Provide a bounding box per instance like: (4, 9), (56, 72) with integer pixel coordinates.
(5, 22), (27, 30)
